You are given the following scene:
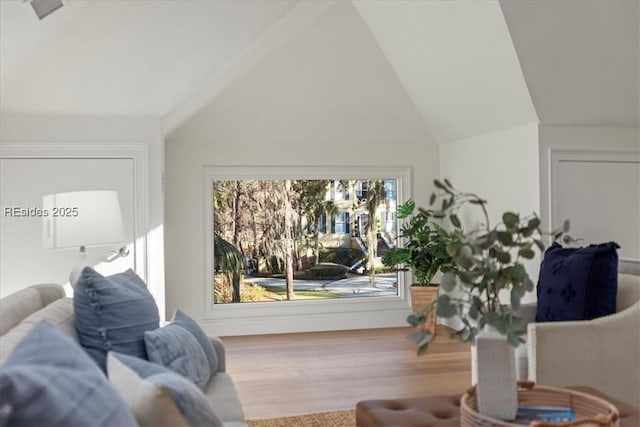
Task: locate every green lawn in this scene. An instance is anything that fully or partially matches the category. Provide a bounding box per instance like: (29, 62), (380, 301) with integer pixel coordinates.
(262, 285), (341, 299)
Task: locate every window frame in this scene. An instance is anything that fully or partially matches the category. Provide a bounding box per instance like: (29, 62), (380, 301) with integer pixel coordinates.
(201, 166), (412, 336)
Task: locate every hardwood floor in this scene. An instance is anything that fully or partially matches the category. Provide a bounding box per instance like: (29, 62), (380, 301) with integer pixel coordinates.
(223, 326), (471, 419)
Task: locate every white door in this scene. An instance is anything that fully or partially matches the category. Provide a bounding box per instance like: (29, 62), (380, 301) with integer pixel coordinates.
(1, 151), (145, 297)
(550, 150), (640, 274)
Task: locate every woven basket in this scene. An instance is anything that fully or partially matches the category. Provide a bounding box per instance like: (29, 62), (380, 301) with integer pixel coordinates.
(409, 285), (438, 335)
(461, 381), (620, 427)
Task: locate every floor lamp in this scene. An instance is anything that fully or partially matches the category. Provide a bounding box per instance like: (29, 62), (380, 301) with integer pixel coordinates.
(42, 190), (129, 286)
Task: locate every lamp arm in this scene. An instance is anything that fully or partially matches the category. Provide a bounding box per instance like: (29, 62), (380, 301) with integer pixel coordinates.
(104, 246), (130, 263)
(69, 248), (89, 287)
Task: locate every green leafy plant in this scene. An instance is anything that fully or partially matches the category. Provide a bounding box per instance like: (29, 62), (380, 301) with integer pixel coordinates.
(408, 179), (568, 355)
(382, 199), (457, 286)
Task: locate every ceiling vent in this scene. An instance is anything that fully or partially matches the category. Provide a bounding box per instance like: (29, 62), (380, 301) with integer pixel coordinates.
(26, 0), (64, 20)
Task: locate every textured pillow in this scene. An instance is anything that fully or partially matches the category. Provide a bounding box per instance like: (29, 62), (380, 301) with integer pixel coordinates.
(536, 242), (619, 322)
(144, 323), (211, 389)
(171, 310), (218, 374)
(108, 352), (222, 427)
(0, 298), (75, 364)
(0, 322), (137, 427)
(74, 267), (160, 371)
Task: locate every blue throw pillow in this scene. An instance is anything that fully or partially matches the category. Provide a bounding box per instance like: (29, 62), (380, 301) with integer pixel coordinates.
(171, 310), (218, 375)
(0, 321), (137, 427)
(108, 352), (222, 427)
(144, 323), (211, 389)
(74, 267), (160, 371)
(536, 242), (619, 322)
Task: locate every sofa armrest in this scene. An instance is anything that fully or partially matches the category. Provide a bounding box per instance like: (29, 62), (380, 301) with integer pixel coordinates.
(209, 336), (226, 373)
(527, 302), (640, 407)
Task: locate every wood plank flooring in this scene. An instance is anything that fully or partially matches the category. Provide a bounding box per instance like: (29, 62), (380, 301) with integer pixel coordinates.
(223, 326), (471, 419)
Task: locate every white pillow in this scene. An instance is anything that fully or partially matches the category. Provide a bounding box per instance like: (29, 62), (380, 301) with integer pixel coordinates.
(107, 352), (190, 427)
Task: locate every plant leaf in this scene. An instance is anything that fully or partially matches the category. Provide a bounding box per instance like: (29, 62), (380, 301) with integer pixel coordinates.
(503, 212), (519, 229)
(528, 217), (541, 229)
(495, 250), (511, 264)
(441, 272), (457, 292)
(407, 313), (424, 326)
(512, 263), (527, 281)
(497, 231), (513, 246)
(436, 300), (457, 318)
(510, 289), (521, 310)
(417, 342), (431, 356)
(398, 200), (416, 218)
(519, 247), (535, 259)
(435, 294), (457, 318)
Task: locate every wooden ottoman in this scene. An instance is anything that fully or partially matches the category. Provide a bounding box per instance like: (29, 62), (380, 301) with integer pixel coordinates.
(356, 387), (639, 427)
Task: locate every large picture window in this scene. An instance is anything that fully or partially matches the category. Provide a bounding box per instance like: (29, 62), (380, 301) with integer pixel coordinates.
(212, 178), (398, 305)
(202, 166), (412, 335)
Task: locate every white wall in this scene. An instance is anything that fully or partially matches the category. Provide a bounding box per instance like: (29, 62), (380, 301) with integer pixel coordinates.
(165, 1), (440, 335)
(0, 113), (165, 316)
(439, 123), (541, 314)
(539, 125), (640, 232)
(440, 123), (541, 232)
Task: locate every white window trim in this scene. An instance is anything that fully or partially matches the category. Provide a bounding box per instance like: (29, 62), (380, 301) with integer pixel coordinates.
(201, 166), (413, 336)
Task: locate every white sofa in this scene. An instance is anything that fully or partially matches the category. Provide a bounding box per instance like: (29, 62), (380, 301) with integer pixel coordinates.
(515, 273), (640, 407)
(0, 284), (247, 427)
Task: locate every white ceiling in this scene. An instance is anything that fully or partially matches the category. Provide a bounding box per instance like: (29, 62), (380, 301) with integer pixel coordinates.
(500, 0), (639, 127)
(353, 0), (538, 143)
(0, 0), (297, 116)
(169, 1), (435, 147)
(1, 0), (638, 141)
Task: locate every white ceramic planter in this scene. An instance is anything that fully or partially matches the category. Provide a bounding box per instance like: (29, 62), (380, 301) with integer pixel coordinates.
(474, 325), (518, 420)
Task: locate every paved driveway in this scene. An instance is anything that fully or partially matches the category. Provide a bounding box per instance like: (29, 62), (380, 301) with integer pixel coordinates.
(244, 273), (398, 297)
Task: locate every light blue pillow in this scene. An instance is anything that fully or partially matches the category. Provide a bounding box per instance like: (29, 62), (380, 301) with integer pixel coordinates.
(0, 321), (137, 427)
(109, 352), (222, 427)
(171, 310), (218, 374)
(74, 267), (160, 371)
(144, 323), (211, 389)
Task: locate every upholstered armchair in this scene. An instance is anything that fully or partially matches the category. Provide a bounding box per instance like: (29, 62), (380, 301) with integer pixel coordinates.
(514, 274), (640, 407)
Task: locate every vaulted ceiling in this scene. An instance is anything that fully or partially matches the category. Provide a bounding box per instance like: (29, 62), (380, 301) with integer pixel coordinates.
(1, 0), (637, 143)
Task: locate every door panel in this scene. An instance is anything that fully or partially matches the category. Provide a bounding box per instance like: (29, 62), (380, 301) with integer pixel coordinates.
(1, 157), (137, 296)
(550, 150), (640, 272)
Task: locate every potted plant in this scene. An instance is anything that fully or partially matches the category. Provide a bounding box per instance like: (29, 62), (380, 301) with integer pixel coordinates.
(407, 179), (568, 420)
(382, 199), (457, 335)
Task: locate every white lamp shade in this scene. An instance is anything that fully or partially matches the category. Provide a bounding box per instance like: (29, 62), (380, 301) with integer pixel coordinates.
(42, 190), (126, 250)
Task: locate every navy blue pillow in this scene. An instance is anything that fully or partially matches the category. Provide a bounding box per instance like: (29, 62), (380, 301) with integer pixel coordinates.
(74, 267), (160, 371)
(536, 242), (619, 322)
(0, 321), (137, 427)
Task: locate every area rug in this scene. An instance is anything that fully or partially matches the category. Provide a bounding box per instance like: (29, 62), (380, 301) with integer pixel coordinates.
(248, 409), (356, 427)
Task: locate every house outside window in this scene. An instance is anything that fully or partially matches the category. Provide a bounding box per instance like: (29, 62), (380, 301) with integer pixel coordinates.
(317, 213), (327, 233)
(384, 180), (396, 201)
(384, 210), (396, 233)
(355, 181), (368, 200)
(330, 180), (348, 201)
(333, 211), (350, 234)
